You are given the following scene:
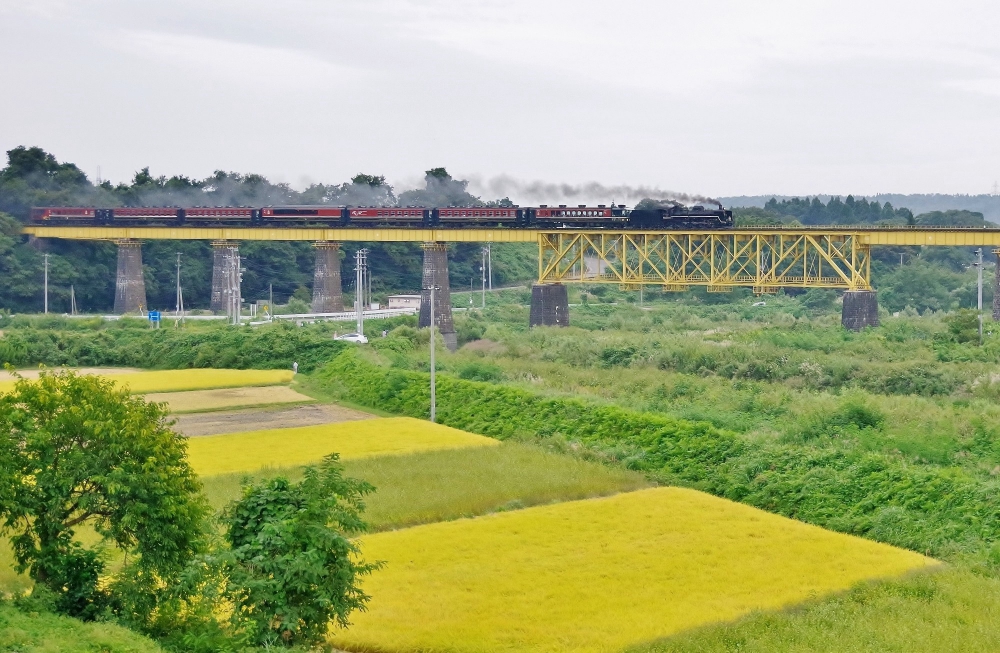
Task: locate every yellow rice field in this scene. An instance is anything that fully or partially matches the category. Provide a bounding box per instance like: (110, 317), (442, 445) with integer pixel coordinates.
(330, 487), (937, 653)
(144, 385), (313, 413)
(0, 369), (294, 395)
(186, 417), (499, 476)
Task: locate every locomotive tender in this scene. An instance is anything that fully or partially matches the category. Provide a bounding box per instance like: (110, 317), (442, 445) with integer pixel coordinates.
(30, 203), (734, 230)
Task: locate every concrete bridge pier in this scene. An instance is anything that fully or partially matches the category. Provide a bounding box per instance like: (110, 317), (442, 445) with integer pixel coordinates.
(312, 241), (344, 312)
(419, 242), (457, 351)
(842, 290), (879, 331)
(210, 240), (240, 313)
(529, 283), (570, 327)
(113, 239), (147, 315)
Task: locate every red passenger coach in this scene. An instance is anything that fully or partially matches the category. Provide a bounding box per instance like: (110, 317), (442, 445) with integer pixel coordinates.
(186, 207), (255, 224)
(435, 207), (521, 226)
(347, 207), (428, 226)
(112, 207), (182, 224)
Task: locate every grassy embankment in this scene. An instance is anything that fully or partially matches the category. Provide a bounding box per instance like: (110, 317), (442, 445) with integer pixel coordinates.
(0, 602), (166, 653)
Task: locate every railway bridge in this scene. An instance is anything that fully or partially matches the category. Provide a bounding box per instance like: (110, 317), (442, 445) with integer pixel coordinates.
(23, 225), (1000, 349)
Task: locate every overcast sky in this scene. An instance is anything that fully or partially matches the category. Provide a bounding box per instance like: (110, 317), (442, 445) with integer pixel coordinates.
(2, 0), (999, 201)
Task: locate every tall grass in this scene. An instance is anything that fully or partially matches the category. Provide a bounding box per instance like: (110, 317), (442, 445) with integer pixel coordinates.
(200, 442), (650, 530)
(639, 567), (1000, 653)
(0, 603), (165, 652)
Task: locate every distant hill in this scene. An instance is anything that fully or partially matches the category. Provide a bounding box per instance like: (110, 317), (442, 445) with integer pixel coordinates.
(722, 194), (1000, 224)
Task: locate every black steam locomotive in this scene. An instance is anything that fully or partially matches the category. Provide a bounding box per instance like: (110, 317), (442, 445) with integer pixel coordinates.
(30, 203), (734, 230)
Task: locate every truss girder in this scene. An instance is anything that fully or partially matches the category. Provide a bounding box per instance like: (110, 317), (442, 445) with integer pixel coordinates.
(537, 231), (872, 292)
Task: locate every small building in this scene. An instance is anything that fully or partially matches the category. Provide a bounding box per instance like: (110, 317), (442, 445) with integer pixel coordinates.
(387, 294), (421, 310)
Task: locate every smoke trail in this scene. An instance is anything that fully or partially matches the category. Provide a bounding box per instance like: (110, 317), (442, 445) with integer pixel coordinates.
(466, 174), (720, 206)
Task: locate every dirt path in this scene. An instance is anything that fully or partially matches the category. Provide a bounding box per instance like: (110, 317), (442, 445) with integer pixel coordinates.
(174, 403), (375, 437)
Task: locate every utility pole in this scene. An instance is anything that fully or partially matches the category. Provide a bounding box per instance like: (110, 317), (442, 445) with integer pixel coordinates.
(427, 284), (439, 422)
(70, 285), (76, 315)
(355, 248), (368, 335)
(175, 253), (185, 324)
(487, 243), (492, 291)
(976, 248), (984, 345)
(269, 283), (274, 322)
(43, 253), (49, 314)
(481, 247), (487, 308)
(226, 249), (242, 325)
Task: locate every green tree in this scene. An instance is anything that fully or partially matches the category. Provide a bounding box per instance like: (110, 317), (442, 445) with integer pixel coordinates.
(220, 454), (380, 646)
(944, 308), (981, 344)
(0, 370), (206, 619)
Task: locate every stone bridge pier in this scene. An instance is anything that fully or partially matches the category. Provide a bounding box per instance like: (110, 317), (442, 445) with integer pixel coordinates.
(113, 239), (147, 315)
(529, 283), (570, 327)
(842, 290), (879, 331)
(210, 240), (240, 313)
(312, 241), (344, 313)
(419, 242), (457, 351)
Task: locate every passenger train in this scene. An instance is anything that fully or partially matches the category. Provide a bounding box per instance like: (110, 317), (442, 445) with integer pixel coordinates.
(30, 203), (734, 230)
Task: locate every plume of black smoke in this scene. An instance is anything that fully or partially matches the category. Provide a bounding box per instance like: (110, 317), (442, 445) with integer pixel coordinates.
(467, 174), (719, 207)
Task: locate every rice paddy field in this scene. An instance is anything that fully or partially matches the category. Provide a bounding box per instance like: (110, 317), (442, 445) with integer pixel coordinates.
(144, 385), (312, 412)
(185, 417), (500, 476)
(330, 487), (937, 653)
(0, 368), (294, 394)
(200, 443), (651, 528)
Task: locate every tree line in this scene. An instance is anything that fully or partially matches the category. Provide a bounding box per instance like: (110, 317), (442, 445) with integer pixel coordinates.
(0, 147), (533, 314)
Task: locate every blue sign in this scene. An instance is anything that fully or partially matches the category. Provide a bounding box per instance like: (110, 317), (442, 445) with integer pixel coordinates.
(148, 311), (161, 322)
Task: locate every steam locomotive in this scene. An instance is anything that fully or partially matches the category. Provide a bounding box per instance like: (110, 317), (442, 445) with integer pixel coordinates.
(30, 203), (733, 230)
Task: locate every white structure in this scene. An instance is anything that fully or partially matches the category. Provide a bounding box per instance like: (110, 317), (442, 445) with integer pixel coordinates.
(387, 294), (421, 310)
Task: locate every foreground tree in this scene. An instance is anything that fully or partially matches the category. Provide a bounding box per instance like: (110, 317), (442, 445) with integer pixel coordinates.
(0, 370), (206, 619)
(221, 454), (380, 647)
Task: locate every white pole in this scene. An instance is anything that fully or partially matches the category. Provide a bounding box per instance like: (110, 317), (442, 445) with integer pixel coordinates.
(70, 285), (75, 315)
(43, 253), (49, 314)
(269, 283), (273, 322)
(355, 249), (366, 336)
(481, 248), (486, 308)
(175, 253), (182, 317)
(488, 243), (492, 291)
(977, 248), (984, 345)
(429, 284), (436, 423)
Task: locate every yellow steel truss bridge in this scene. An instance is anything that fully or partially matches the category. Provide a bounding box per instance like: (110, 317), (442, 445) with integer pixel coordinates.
(22, 225), (1000, 293)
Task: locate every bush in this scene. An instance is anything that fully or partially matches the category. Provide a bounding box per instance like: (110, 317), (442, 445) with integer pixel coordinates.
(0, 322), (345, 372)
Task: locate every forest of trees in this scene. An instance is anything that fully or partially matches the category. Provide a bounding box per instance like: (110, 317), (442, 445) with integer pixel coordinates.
(0, 147), (534, 314)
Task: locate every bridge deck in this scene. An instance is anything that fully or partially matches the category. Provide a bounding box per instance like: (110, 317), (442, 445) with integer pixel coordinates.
(21, 225), (1000, 246)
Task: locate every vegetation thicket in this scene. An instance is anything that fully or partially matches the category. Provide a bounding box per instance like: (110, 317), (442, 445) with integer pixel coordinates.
(0, 319), (347, 372)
